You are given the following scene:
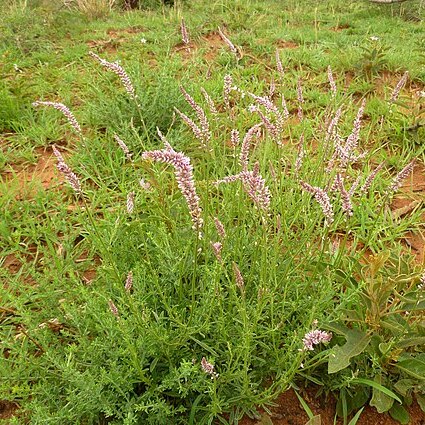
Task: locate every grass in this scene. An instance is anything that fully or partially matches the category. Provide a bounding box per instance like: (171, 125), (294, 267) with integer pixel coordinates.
(1, 0), (424, 424)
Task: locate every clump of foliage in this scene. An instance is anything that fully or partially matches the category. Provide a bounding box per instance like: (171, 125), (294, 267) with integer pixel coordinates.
(1, 4), (424, 425)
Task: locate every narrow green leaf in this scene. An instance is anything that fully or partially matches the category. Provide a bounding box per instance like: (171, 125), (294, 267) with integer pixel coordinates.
(305, 415), (321, 425)
(352, 378), (401, 404)
(347, 407), (364, 425)
(294, 390), (314, 419)
(417, 394), (425, 413)
(328, 330), (371, 374)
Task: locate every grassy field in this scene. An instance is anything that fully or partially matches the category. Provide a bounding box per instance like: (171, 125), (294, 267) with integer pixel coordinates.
(1, 0), (424, 424)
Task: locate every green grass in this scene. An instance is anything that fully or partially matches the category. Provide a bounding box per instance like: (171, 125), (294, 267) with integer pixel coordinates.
(1, 0), (424, 424)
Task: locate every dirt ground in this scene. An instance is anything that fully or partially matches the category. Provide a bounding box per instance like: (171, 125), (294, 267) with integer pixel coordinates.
(239, 388), (425, 425)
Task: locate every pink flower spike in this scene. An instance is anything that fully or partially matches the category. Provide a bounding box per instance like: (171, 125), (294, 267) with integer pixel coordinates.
(223, 74), (233, 109)
(33, 101), (82, 135)
(300, 181), (334, 225)
(127, 191), (135, 214)
(276, 49), (284, 75)
(214, 217), (226, 239)
(360, 162), (385, 195)
(125, 271), (133, 292)
(114, 134), (133, 162)
(232, 262), (245, 291)
(388, 160), (416, 194)
(297, 79), (304, 121)
(180, 18), (189, 45)
(335, 173), (353, 217)
(230, 129), (240, 148)
(108, 300), (119, 318)
(210, 241), (223, 262)
(200, 87), (218, 115)
(142, 148), (203, 234)
(239, 123), (262, 171)
(174, 108), (208, 150)
(327, 65), (337, 97)
(180, 86), (211, 146)
(52, 145), (82, 196)
(89, 51), (136, 100)
(218, 27), (238, 56)
(390, 71), (408, 103)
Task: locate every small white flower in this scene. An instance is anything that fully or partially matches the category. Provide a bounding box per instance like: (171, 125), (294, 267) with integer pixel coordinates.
(140, 38), (147, 44)
(370, 36), (379, 41)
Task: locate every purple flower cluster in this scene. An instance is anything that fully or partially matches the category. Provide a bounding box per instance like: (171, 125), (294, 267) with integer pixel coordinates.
(142, 142), (203, 234)
(89, 51), (136, 100)
(52, 145), (82, 196)
(302, 329), (332, 351)
(201, 357), (219, 379)
(33, 101), (82, 135)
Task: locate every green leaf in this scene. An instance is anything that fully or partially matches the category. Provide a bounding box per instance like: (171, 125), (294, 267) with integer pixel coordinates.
(395, 354), (425, 381)
(417, 394), (425, 413)
(295, 390), (315, 419)
(368, 376), (396, 413)
(397, 337), (425, 349)
(394, 379), (415, 397)
(352, 378), (401, 404)
(305, 415), (321, 425)
(328, 330), (371, 374)
(389, 404), (410, 425)
(347, 407), (364, 425)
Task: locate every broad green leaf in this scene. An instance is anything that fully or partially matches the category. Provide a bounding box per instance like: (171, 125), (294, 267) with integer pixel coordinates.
(305, 415), (321, 425)
(389, 404), (410, 424)
(394, 379), (414, 396)
(368, 376), (395, 413)
(395, 354), (425, 380)
(397, 337), (425, 349)
(348, 407), (364, 425)
(328, 330), (371, 374)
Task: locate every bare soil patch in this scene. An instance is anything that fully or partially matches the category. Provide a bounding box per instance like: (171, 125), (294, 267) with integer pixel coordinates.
(239, 388), (425, 425)
(275, 40), (299, 49)
(0, 400), (19, 421)
(2, 146), (59, 199)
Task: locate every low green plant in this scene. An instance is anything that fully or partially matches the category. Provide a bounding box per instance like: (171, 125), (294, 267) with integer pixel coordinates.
(1, 1), (424, 424)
